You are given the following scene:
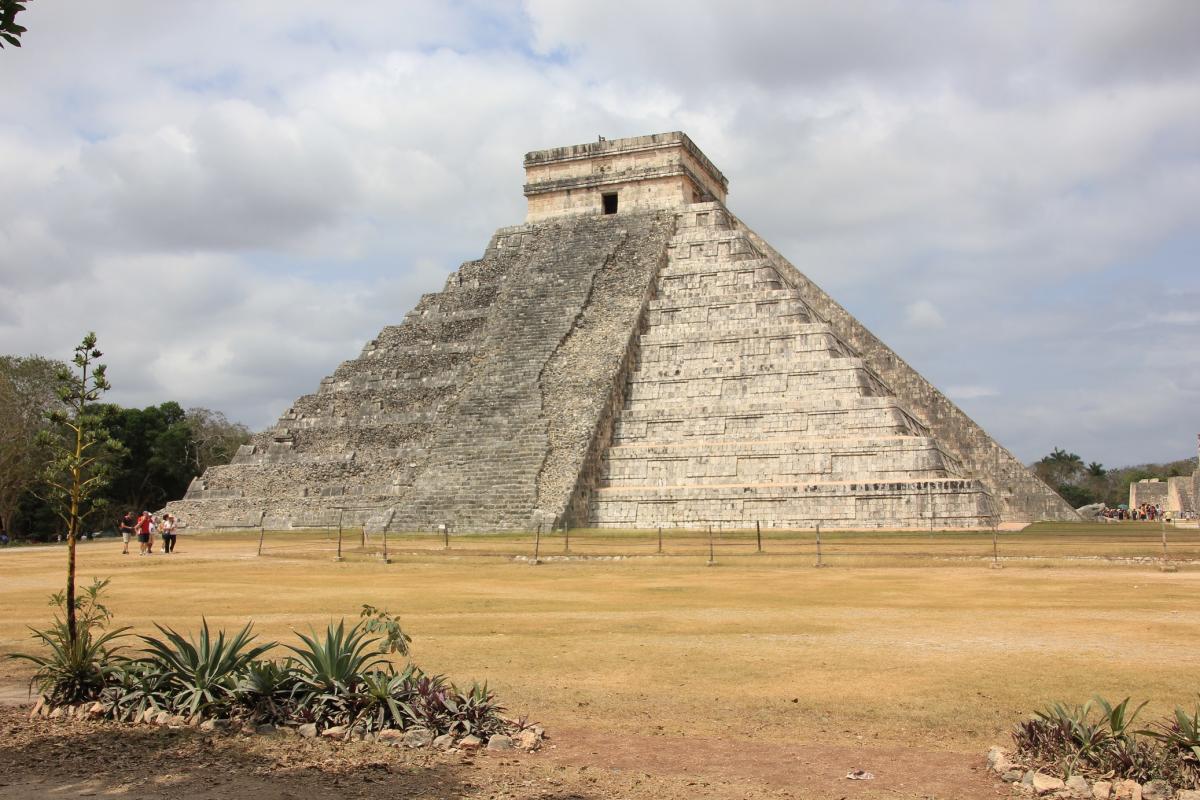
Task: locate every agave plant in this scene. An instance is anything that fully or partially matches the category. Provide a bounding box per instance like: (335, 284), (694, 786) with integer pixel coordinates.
(8, 578), (129, 706)
(352, 668), (414, 732)
(288, 619), (388, 691)
(139, 619), (274, 718)
(97, 659), (172, 722)
(235, 659), (299, 723)
(287, 619), (390, 725)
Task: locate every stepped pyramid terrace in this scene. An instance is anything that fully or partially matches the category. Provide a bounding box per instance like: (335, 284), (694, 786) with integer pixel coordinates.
(167, 132), (1078, 532)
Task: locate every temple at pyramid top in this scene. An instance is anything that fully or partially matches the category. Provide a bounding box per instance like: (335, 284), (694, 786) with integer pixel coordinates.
(168, 131), (1079, 532)
(523, 132), (729, 221)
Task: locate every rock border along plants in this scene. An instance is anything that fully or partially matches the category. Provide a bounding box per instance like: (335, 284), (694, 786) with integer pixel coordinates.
(12, 583), (542, 754)
(987, 697), (1200, 799)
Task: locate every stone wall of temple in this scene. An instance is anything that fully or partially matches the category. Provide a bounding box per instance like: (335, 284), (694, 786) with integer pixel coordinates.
(168, 211), (675, 531)
(1129, 479), (1169, 510)
(588, 203), (997, 530)
(169, 132), (1074, 532)
(739, 221), (1078, 523)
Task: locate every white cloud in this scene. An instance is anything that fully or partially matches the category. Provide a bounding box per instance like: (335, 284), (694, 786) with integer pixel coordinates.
(903, 300), (946, 331)
(946, 385), (999, 400)
(0, 1), (1197, 467)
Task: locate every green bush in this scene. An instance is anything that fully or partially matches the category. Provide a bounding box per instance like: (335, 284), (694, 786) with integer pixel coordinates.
(13, 586), (521, 739)
(1012, 696), (1200, 789)
(7, 578), (129, 705)
(139, 620), (274, 718)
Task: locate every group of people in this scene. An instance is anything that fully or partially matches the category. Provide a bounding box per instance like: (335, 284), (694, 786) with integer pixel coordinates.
(1101, 503), (1164, 521)
(118, 510), (180, 555)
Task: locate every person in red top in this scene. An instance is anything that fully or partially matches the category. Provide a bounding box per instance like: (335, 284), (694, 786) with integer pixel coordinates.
(135, 511), (151, 555)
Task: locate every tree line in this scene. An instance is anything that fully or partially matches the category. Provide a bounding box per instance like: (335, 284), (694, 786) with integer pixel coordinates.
(1032, 447), (1198, 509)
(0, 352), (251, 540)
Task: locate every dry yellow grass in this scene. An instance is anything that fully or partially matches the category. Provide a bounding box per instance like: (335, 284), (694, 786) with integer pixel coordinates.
(2, 523), (1198, 752)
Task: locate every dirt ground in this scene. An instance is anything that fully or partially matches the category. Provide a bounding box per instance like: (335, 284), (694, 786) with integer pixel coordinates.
(1, 525), (1196, 798)
(0, 708), (1003, 799)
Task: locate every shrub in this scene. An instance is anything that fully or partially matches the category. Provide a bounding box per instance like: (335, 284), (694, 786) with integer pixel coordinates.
(139, 620), (275, 718)
(98, 658), (173, 722)
(15, 586), (519, 741)
(288, 619), (388, 692)
(1011, 696), (1198, 789)
(7, 578), (128, 705)
(1145, 701), (1200, 788)
(235, 659), (300, 724)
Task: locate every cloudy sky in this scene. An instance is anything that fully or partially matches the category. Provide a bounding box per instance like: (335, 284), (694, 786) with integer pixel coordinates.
(1, 1), (1197, 468)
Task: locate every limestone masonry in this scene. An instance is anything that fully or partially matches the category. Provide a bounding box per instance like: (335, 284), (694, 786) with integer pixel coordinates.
(168, 132), (1078, 531)
(1128, 435), (1199, 518)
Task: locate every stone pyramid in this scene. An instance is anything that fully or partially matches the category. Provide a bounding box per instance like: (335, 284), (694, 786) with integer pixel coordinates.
(169, 132), (1077, 531)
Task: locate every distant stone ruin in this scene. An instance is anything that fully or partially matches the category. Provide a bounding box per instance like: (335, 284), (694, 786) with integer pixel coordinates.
(168, 132), (1078, 532)
(1128, 435), (1199, 518)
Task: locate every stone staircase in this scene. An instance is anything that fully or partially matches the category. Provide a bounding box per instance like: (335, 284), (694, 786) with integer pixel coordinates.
(589, 204), (996, 529)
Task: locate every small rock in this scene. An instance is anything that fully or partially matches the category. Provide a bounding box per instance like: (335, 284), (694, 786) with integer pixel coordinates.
(155, 711), (172, 725)
(1023, 771), (1037, 787)
(199, 719), (217, 732)
(255, 723), (277, 736)
(1065, 775), (1090, 797)
(297, 723), (318, 739)
(432, 734), (454, 750)
(988, 746), (1012, 773)
(321, 725), (348, 739)
(403, 727), (435, 748)
(48, 706), (64, 720)
(1002, 769), (1025, 783)
(376, 728), (405, 743)
(514, 729), (541, 751)
(1140, 781), (1171, 800)
(167, 715), (187, 727)
(1032, 772), (1065, 795)
(458, 734), (482, 750)
(487, 734), (514, 752)
(88, 702), (104, 717)
(1175, 790), (1200, 800)
(1113, 779), (1141, 800)
(1092, 780), (1112, 800)
(140, 707), (157, 724)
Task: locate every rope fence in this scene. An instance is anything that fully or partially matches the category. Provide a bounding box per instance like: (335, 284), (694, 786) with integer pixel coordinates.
(200, 521), (1200, 570)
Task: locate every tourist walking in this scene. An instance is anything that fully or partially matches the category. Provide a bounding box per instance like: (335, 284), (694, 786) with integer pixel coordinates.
(161, 513), (177, 553)
(135, 511), (151, 555)
(119, 511), (135, 554)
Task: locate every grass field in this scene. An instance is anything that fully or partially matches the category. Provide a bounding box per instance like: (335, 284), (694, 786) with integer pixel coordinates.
(2, 522), (1198, 755)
